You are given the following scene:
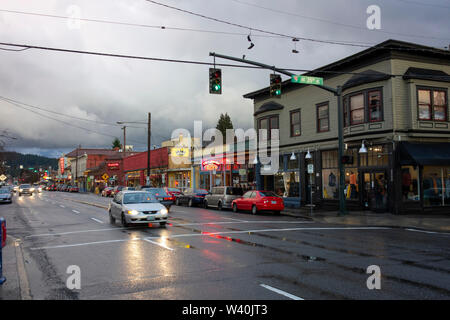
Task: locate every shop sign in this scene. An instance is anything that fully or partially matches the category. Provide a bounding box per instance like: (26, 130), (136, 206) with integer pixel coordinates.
(202, 159), (220, 171)
(307, 164), (314, 174)
(239, 169), (246, 176)
(171, 147), (190, 158)
(107, 162), (120, 170)
(59, 157), (65, 174)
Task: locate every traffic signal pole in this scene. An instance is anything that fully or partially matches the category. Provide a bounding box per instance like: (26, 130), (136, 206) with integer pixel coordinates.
(209, 52), (347, 215)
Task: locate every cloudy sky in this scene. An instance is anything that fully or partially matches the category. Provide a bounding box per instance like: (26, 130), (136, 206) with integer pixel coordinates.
(0, 0), (449, 158)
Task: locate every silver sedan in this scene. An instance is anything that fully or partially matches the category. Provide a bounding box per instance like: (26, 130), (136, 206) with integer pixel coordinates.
(108, 191), (169, 227)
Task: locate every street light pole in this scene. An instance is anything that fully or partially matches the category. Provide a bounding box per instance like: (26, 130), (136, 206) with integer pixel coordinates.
(210, 52), (347, 215)
(147, 112), (151, 186)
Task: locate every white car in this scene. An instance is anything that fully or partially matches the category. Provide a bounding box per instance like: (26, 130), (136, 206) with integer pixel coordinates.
(108, 191), (168, 227)
(0, 188), (12, 203)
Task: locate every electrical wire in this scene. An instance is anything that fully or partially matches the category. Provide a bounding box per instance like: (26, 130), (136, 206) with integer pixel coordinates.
(228, 0), (450, 41)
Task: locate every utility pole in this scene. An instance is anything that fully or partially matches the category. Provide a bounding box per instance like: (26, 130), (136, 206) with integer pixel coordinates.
(147, 112), (151, 186)
(210, 52), (347, 215)
(75, 144), (80, 187)
(121, 126), (127, 156)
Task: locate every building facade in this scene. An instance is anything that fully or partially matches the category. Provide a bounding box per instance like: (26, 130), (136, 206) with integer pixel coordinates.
(244, 40), (450, 214)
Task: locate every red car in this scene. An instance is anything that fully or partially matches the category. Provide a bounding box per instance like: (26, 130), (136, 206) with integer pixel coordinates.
(102, 187), (113, 197)
(69, 186), (79, 192)
(164, 187), (182, 201)
(232, 190), (284, 215)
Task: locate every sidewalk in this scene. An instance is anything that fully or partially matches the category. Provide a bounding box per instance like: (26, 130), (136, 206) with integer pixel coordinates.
(281, 207), (450, 233)
(0, 237), (23, 299)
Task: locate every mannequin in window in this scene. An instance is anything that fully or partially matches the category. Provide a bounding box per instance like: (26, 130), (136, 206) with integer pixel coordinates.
(402, 168), (412, 200)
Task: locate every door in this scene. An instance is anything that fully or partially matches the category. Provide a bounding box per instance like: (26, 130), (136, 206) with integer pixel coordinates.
(362, 171), (388, 212)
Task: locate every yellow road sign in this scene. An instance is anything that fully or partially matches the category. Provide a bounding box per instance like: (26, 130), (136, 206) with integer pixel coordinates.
(102, 173), (109, 181)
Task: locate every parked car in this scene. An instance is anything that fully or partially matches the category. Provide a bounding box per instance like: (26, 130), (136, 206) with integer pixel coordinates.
(13, 185), (19, 193)
(204, 186), (244, 210)
(69, 185), (79, 192)
(140, 187), (174, 211)
(57, 184), (67, 191)
(102, 187), (114, 197)
(108, 191), (168, 227)
(164, 187), (182, 198)
(0, 188), (12, 203)
(18, 184), (34, 196)
(33, 184), (42, 193)
(231, 190), (284, 215)
(48, 184), (57, 191)
(111, 186), (124, 196)
(175, 188), (209, 207)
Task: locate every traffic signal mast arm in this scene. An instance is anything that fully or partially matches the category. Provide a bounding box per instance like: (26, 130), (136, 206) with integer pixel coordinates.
(209, 52), (347, 215)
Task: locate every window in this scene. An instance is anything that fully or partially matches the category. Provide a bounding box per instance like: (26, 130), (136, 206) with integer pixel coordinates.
(350, 93), (365, 125)
(423, 166), (450, 206)
(343, 88), (384, 126)
(368, 90), (382, 122)
(317, 102), (329, 132)
(290, 110), (301, 136)
(322, 150), (339, 200)
(418, 88), (448, 121)
(258, 115), (279, 140)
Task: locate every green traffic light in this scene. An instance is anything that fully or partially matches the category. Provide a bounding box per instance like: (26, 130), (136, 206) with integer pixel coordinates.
(275, 89), (281, 95)
(214, 84), (221, 91)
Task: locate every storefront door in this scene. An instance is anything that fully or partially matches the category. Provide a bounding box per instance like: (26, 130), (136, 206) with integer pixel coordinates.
(361, 170), (388, 212)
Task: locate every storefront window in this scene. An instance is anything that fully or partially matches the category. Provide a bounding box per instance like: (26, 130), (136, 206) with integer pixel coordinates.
(274, 172), (299, 197)
(401, 166), (419, 202)
(345, 169), (359, 200)
(423, 166), (450, 207)
(287, 155), (298, 170)
(322, 150), (339, 200)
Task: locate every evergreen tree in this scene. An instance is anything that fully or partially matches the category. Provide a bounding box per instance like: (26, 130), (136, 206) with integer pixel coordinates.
(216, 113), (233, 142)
(112, 137), (122, 150)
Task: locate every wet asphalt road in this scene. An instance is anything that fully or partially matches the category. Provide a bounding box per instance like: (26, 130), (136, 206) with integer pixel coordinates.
(1, 191), (449, 300)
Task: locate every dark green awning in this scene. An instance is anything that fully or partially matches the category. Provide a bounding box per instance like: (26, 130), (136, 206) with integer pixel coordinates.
(399, 142), (450, 166)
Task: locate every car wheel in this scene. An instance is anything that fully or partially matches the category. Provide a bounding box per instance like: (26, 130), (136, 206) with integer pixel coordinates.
(204, 200), (209, 209)
(188, 199), (193, 207)
(274, 211), (281, 215)
(218, 202), (223, 211)
(121, 213), (129, 227)
(251, 205), (257, 215)
(232, 203), (238, 213)
(109, 211), (115, 225)
(160, 222), (166, 228)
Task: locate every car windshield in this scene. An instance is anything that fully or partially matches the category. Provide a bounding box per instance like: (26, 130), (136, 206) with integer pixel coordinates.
(20, 184), (31, 188)
(259, 191), (279, 197)
(0, 188), (9, 194)
(167, 188), (180, 192)
(122, 192), (158, 204)
(127, 187), (135, 190)
(142, 188), (169, 197)
(195, 189), (209, 194)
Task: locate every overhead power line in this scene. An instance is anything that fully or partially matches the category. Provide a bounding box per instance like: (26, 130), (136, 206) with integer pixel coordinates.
(0, 40), (448, 78)
(228, 0), (450, 41)
(0, 96), (147, 146)
(393, 0), (450, 9)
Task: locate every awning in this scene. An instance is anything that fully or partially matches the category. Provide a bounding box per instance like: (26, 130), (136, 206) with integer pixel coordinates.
(399, 142), (450, 166)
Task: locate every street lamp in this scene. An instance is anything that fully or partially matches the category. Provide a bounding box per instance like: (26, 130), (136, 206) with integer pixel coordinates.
(305, 149), (312, 160)
(359, 140), (368, 154)
(290, 152), (297, 161)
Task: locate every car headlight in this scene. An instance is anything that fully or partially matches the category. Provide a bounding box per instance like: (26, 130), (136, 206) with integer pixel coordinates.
(127, 210), (139, 216)
(30, 188), (35, 191)
(19, 189), (23, 192)
(160, 208), (168, 215)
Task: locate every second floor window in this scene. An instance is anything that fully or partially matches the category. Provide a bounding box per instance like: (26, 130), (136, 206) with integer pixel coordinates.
(290, 109), (301, 137)
(258, 115), (279, 140)
(418, 88), (447, 121)
(350, 93), (365, 125)
(368, 90), (382, 122)
(317, 102), (329, 132)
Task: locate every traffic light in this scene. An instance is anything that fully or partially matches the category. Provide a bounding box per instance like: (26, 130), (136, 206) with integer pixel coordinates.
(209, 68), (222, 94)
(270, 74), (282, 97)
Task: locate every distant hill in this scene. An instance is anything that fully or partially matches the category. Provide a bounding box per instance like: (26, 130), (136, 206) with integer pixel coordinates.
(0, 151), (58, 177)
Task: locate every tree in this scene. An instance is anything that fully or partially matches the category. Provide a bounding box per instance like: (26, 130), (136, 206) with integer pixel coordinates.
(112, 137), (122, 150)
(216, 113), (233, 142)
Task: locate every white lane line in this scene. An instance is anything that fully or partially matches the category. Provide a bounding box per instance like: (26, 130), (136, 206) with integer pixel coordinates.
(26, 227), (132, 238)
(260, 284), (304, 300)
(172, 221), (314, 226)
(59, 205), (65, 208)
(222, 217), (248, 222)
(404, 228), (450, 235)
(72, 210), (80, 214)
(91, 217), (104, 224)
(143, 238), (174, 251)
(30, 226), (390, 250)
(31, 238), (139, 250)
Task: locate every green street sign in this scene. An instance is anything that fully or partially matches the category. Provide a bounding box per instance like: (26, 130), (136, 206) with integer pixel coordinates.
(291, 75), (323, 86)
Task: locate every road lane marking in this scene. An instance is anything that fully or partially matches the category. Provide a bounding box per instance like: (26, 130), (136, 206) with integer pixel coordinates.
(222, 217), (248, 222)
(144, 238), (174, 251)
(91, 217), (104, 224)
(26, 227), (127, 238)
(260, 284), (304, 300)
(72, 210), (80, 214)
(172, 221), (314, 226)
(59, 205), (65, 208)
(29, 226), (390, 250)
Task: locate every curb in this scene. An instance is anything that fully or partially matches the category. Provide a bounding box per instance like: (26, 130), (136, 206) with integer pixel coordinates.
(9, 236), (32, 300)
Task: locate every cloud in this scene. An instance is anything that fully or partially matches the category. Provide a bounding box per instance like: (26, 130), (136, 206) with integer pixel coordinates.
(0, 0), (448, 157)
